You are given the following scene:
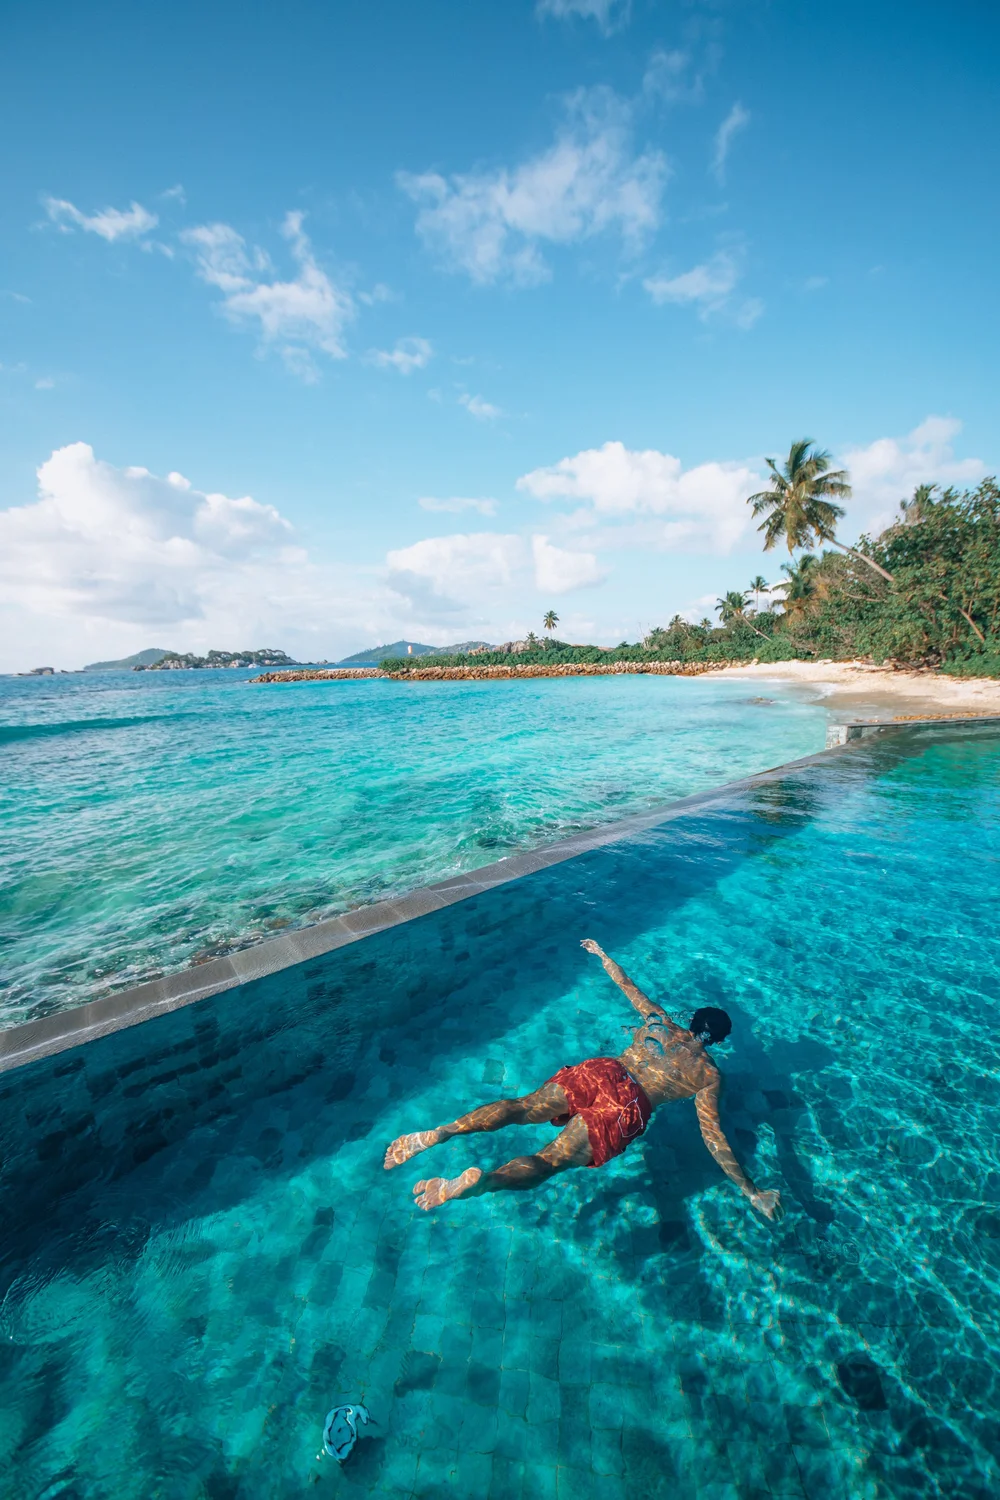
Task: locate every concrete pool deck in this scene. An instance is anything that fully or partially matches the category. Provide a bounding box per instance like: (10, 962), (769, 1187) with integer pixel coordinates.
(3, 713), (998, 1078)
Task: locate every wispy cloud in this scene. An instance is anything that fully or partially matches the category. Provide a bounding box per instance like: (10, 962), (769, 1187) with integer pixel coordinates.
(459, 393), (504, 421)
(398, 87), (666, 286)
(645, 251), (739, 309)
(2, 290), (32, 304)
(43, 196), (158, 242)
(160, 184), (186, 204)
(181, 212), (354, 380)
(644, 247), (761, 327)
(712, 102), (750, 183)
(419, 496), (498, 516)
(369, 337), (433, 374)
(642, 49), (703, 105)
(536, 0), (630, 35)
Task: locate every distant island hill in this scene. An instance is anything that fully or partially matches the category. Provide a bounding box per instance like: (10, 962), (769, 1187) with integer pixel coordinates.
(74, 642), (493, 671)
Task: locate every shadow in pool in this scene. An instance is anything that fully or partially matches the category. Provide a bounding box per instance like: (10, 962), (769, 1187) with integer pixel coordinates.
(0, 738), (916, 1291)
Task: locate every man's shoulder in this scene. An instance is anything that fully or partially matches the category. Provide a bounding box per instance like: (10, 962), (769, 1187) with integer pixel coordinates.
(695, 1054), (722, 1089)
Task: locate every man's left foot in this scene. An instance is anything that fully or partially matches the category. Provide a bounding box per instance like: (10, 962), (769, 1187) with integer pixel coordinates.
(412, 1168), (482, 1210)
(384, 1129), (443, 1170)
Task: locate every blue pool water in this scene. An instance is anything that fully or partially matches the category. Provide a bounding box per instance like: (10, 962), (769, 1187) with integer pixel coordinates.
(0, 668), (830, 1025)
(2, 725), (999, 1499)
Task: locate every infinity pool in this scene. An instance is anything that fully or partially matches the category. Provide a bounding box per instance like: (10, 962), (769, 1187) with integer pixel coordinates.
(2, 725), (998, 1499)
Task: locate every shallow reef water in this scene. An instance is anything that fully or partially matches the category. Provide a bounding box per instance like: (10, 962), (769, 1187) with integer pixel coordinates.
(1, 726), (999, 1498)
(0, 669), (828, 1024)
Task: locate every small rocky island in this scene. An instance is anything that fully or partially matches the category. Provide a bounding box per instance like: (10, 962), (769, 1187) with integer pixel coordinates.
(135, 649), (298, 671)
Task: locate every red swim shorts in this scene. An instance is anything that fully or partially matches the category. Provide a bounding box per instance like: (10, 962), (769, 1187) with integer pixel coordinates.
(547, 1057), (652, 1168)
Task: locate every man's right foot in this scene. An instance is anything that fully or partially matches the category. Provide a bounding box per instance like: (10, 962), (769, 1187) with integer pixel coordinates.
(383, 1129), (444, 1170)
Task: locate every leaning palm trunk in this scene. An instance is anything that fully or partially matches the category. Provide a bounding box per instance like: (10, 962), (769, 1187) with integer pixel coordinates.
(823, 537), (894, 584)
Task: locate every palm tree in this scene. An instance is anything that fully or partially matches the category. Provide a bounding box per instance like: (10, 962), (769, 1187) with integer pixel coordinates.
(775, 554), (819, 619)
(746, 438), (893, 583)
(716, 589), (752, 625)
(749, 574), (769, 612)
(698, 617), (713, 632)
(542, 610), (559, 635)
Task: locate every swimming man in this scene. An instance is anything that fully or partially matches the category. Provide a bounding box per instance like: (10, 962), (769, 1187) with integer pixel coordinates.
(384, 938), (783, 1220)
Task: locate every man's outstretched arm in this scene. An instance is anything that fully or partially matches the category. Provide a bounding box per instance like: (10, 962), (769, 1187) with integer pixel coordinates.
(694, 1077), (782, 1221)
(580, 939), (680, 1028)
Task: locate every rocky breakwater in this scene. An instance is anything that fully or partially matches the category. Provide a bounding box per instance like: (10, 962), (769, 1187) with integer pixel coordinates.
(252, 667), (385, 683)
(385, 660), (740, 680)
(254, 660), (746, 684)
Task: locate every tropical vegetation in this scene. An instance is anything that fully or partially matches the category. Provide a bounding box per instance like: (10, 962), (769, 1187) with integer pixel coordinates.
(383, 443), (1000, 678)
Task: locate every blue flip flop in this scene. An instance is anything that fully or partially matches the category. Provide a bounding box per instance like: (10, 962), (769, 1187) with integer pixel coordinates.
(322, 1403), (372, 1463)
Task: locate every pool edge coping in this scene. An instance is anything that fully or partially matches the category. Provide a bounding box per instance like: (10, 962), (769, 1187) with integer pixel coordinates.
(4, 714), (996, 1076)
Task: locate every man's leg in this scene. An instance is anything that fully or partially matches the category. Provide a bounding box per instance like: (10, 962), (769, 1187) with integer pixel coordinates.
(412, 1115), (593, 1211)
(384, 1081), (567, 1170)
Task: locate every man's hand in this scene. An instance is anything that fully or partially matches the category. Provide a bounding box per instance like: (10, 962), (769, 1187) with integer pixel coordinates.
(580, 938), (605, 957)
(749, 1188), (783, 1222)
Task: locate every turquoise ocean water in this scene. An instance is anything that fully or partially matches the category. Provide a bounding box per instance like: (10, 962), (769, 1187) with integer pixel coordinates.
(1, 725), (998, 1498)
(0, 669), (830, 1025)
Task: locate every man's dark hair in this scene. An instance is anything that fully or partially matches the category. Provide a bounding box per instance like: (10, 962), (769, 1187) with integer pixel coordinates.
(690, 1007), (732, 1045)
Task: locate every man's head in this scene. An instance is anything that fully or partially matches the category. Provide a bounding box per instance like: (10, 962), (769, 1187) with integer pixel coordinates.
(690, 1007), (732, 1046)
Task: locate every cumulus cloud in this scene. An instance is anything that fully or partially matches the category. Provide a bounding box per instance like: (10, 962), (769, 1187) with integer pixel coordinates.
(369, 336), (433, 374)
(398, 87), (666, 286)
(181, 211), (354, 378)
(459, 393), (504, 420)
(518, 440), (762, 551)
(0, 442), (308, 650)
(712, 102), (750, 183)
(386, 529), (605, 618)
(840, 416), (987, 533)
(536, 0), (630, 33)
(43, 196), (158, 242)
(532, 535), (604, 592)
(419, 496), (498, 516)
(386, 532), (525, 616)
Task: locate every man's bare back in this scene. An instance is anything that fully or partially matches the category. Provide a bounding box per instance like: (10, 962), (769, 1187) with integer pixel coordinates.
(383, 938), (782, 1221)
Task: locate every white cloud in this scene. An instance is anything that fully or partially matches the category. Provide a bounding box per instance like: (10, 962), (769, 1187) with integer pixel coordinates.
(0, 442), (303, 645)
(532, 535), (604, 592)
(161, 184), (186, 204)
(840, 416), (987, 533)
(43, 197), (158, 242)
(398, 87), (666, 286)
(181, 212), (353, 378)
(536, 0), (630, 33)
(712, 102), (750, 183)
(34, 377), (55, 390)
(518, 439), (761, 551)
(644, 248), (761, 326)
(386, 532), (525, 616)
(459, 393), (504, 421)
(419, 496), (498, 516)
(642, 49), (703, 105)
(358, 283), (395, 306)
(369, 336), (433, 374)
(386, 528), (604, 620)
(645, 251), (738, 309)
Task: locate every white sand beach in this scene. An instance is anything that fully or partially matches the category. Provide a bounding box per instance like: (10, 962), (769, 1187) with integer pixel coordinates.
(711, 659), (1000, 719)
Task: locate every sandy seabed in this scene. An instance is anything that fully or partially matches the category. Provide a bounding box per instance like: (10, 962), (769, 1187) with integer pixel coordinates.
(711, 658), (1000, 719)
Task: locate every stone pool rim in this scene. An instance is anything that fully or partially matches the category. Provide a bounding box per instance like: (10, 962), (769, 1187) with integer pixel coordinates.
(4, 713), (998, 1078)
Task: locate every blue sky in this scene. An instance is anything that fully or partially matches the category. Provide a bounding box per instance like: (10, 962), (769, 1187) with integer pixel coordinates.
(2, 0), (998, 669)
